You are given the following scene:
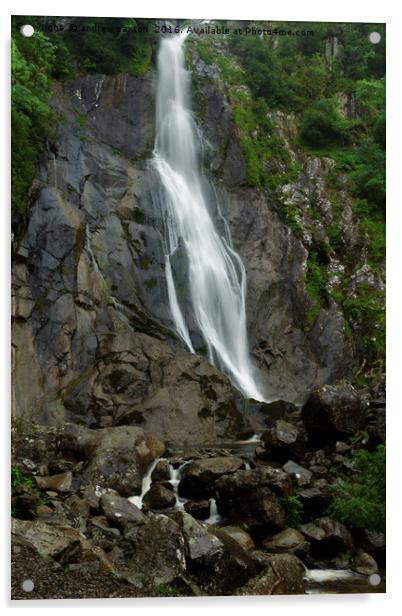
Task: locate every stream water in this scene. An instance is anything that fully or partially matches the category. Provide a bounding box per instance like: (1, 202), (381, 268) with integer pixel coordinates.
(150, 33), (264, 402)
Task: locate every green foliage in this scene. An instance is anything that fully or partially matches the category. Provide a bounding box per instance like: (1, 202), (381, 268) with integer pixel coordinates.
(11, 33), (57, 216)
(304, 250), (329, 330)
(154, 583), (181, 597)
(60, 17), (158, 76)
(327, 445), (386, 532)
(299, 99), (355, 148)
(75, 112), (88, 128)
(281, 494), (303, 527)
(11, 464), (34, 490)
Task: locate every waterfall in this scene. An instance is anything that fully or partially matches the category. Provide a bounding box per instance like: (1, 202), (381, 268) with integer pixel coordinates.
(150, 34), (264, 402)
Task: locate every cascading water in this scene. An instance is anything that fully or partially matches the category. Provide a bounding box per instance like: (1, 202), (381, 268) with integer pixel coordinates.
(150, 33), (264, 402)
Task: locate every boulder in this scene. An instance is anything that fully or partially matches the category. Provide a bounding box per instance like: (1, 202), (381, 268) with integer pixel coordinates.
(151, 460), (171, 482)
(100, 492), (146, 527)
(261, 420), (305, 460)
(64, 494), (92, 518)
(358, 528), (386, 567)
(282, 460), (312, 486)
(297, 487), (331, 520)
(220, 526), (255, 551)
(262, 528), (307, 554)
(302, 383), (366, 444)
(179, 456), (244, 499)
(142, 483), (176, 510)
(351, 549), (378, 575)
(118, 515), (186, 588)
(236, 553), (306, 595)
(184, 500), (211, 520)
(11, 518), (114, 573)
(214, 467), (290, 536)
(35, 471), (73, 494)
(172, 511), (224, 568)
(300, 517), (354, 559)
(57, 423), (165, 496)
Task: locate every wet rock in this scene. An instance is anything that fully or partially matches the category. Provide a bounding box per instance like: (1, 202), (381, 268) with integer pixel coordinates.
(35, 471), (73, 494)
(236, 553), (306, 595)
(64, 494), (91, 518)
(351, 549), (378, 575)
(142, 483), (176, 510)
(184, 500), (211, 520)
(172, 511), (224, 567)
(179, 456), (244, 499)
(11, 518), (114, 573)
(220, 526), (255, 551)
(261, 420), (305, 460)
(358, 528), (386, 566)
(214, 467), (290, 536)
(297, 487), (331, 519)
(117, 515), (186, 588)
(57, 423), (165, 496)
(300, 517), (354, 558)
(302, 383), (366, 444)
(100, 492), (146, 526)
(282, 460), (312, 486)
(262, 528), (307, 554)
(151, 460), (171, 482)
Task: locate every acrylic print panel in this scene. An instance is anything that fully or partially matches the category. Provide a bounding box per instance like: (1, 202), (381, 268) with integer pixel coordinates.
(11, 15), (386, 599)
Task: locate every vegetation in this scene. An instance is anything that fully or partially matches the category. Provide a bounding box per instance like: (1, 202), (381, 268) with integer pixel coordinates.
(190, 21), (385, 376)
(281, 494), (303, 527)
(327, 445), (386, 533)
(11, 16), (158, 223)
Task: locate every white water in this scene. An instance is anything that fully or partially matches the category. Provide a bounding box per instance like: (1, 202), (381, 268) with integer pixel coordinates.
(204, 497), (224, 525)
(128, 457), (189, 510)
(151, 34), (264, 402)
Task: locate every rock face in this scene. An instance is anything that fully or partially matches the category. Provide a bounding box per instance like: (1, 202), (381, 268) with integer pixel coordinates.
(11, 73), (249, 443)
(12, 54), (361, 431)
(302, 383), (366, 444)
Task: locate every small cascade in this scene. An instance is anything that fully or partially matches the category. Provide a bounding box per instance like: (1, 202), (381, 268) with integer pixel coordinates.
(128, 458), (189, 511)
(204, 498), (224, 525)
(128, 457), (161, 509)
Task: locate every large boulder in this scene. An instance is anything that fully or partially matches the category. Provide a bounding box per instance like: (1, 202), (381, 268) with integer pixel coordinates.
(262, 528), (307, 555)
(261, 420), (305, 460)
(300, 517), (354, 559)
(100, 492), (146, 527)
(142, 483), (176, 510)
(236, 553), (306, 595)
(12, 519), (114, 573)
(57, 423), (165, 496)
(214, 467), (291, 536)
(171, 511), (224, 569)
(117, 515), (186, 589)
(302, 383), (366, 444)
(179, 456), (244, 499)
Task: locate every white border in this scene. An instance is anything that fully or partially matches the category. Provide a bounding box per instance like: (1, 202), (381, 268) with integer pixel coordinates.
(2, 0), (402, 613)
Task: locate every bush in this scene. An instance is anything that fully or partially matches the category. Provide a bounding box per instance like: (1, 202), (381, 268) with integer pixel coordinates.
(327, 445), (385, 532)
(299, 99), (354, 148)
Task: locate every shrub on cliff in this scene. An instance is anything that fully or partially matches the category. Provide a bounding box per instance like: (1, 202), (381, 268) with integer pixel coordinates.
(327, 445), (386, 533)
(299, 99), (354, 148)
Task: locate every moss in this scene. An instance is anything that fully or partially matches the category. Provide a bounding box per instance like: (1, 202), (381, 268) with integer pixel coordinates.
(138, 255), (151, 270)
(75, 113), (88, 128)
(144, 278), (157, 290)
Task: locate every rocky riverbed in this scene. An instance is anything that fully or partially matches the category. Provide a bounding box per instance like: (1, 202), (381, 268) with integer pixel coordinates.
(11, 381), (385, 598)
